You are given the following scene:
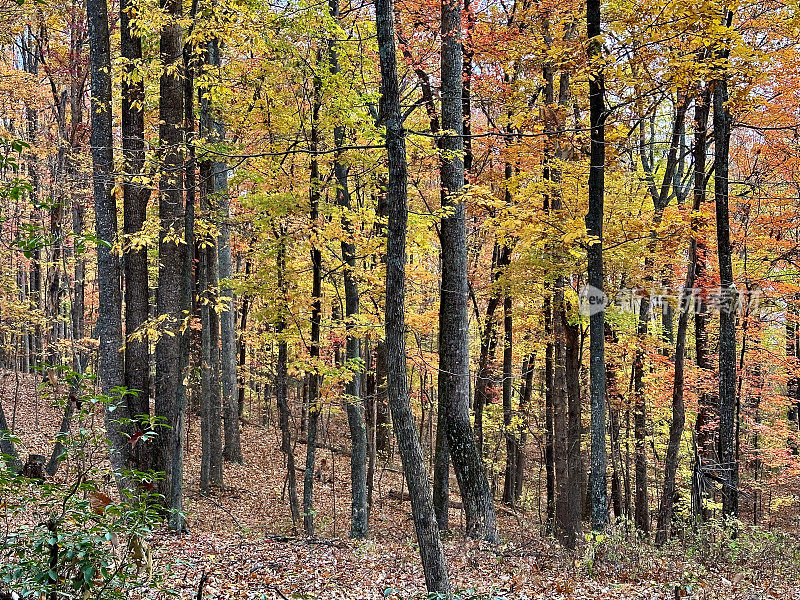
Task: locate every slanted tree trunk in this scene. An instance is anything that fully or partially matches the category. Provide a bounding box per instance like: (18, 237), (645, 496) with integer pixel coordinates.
(154, 0), (186, 521)
(655, 165), (702, 544)
(632, 93), (690, 534)
(0, 399), (20, 471)
(87, 0), (129, 489)
(473, 243), (507, 454)
(376, 0), (449, 588)
(438, 0), (498, 542)
(47, 55), (88, 478)
(586, 0), (608, 531)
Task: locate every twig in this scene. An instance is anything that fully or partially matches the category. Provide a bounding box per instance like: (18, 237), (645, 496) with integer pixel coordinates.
(195, 570), (208, 600)
(195, 491), (246, 531)
(269, 586), (291, 600)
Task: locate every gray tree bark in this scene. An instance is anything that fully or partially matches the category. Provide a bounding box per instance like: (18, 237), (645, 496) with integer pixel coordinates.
(87, 0), (130, 490)
(375, 0), (450, 588)
(199, 45), (224, 489)
(276, 227), (301, 528)
(154, 0), (186, 524)
(713, 23), (738, 518)
(325, 0), (368, 538)
(438, 0), (498, 543)
(586, 0), (608, 531)
(204, 35), (242, 465)
(121, 0), (151, 474)
(303, 66), (323, 537)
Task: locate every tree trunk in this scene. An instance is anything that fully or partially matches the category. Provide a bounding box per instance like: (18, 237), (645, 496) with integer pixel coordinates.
(654, 173), (702, 544)
(690, 88), (712, 522)
(237, 255), (251, 417)
(713, 31), (738, 519)
(586, 0), (608, 531)
(87, 0), (130, 491)
(376, 0), (450, 588)
(438, 0), (498, 542)
(303, 66), (323, 537)
(553, 285), (570, 543)
(204, 35), (241, 465)
(121, 0), (151, 473)
(433, 384), (449, 531)
(501, 295), (517, 506)
(276, 227), (301, 529)
(199, 78), (224, 488)
(515, 354), (534, 501)
(327, 0), (368, 537)
(154, 0), (186, 520)
(473, 243), (506, 454)
(565, 316), (582, 539)
(0, 398), (21, 471)
(544, 294), (555, 529)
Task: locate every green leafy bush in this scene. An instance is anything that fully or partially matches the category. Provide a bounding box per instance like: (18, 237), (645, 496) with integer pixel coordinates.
(0, 377), (164, 599)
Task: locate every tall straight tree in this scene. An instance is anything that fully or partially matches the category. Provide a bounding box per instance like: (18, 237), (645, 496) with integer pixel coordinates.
(375, 0), (449, 587)
(438, 0), (498, 543)
(154, 0), (186, 523)
(691, 87), (713, 521)
(199, 42), (224, 489)
(303, 61), (323, 537)
(586, 0), (608, 531)
(207, 33), (242, 464)
(276, 225), (301, 528)
(327, 0), (368, 539)
(87, 0), (129, 488)
(714, 11), (738, 519)
(121, 0), (151, 474)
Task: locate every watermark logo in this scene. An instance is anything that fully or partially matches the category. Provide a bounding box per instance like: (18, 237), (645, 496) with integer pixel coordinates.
(579, 284), (610, 316)
(614, 285), (760, 316)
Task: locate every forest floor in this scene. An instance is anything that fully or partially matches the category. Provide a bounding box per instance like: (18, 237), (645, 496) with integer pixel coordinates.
(3, 372), (800, 599)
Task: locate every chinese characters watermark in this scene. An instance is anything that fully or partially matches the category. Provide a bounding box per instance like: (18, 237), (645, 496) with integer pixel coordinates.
(578, 284), (760, 317)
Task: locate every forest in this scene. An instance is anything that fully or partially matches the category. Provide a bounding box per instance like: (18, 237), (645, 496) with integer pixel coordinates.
(1, 0), (800, 596)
